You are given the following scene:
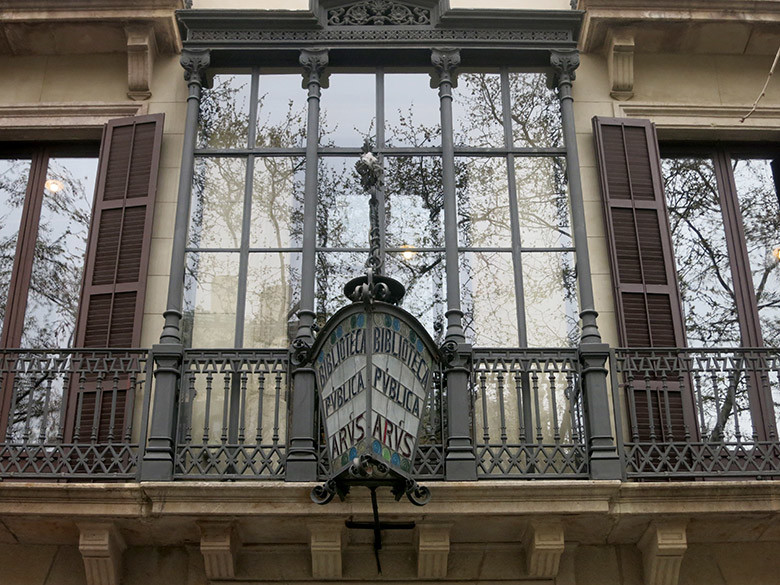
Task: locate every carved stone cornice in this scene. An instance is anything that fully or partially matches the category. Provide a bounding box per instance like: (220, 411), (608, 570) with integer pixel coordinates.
(300, 48), (329, 86)
(550, 48), (580, 87)
(0, 0), (182, 55)
(327, 1), (431, 26)
(181, 48), (210, 87)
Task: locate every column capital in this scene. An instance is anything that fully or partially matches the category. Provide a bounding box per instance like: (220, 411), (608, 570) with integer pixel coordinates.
(300, 48), (329, 87)
(549, 48), (580, 87)
(431, 47), (461, 87)
(181, 48), (211, 87)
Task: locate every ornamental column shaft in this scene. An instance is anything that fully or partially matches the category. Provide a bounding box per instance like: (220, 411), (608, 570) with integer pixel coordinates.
(432, 48), (476, 481)
(551, 49), (622, 480)
(287, 48), (329, 481)
(142, 48), (210, 481)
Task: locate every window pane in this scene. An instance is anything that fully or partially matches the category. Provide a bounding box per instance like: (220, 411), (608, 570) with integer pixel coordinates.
(522, 252), (578, 347)
(453, 73), (504, 148)
(317, 157), (367, 248)
(250, 157), (304, 249)
(0, 157), (31, 325)
(385, 156), (444, 249)
(457, 157), (511, 248)
(385, 73), (441, 148)
(316, 251), (365, 326)
(256, 74), (307, 148)
(245, 252), (302, 348)
(183, 252), (240, 348)
(508, 73), (562, 148)
(198, 73), (252, 149)
(386, 251), (445, 344)
(321, 74), (375, 147)
(515, 156), (572, 248)
(21, 157), (97, 348)
(732, 158), (780, 346)
(461, 251), (517, 347)
(662, 157), (741, 346)
(190, 157), (247, 249)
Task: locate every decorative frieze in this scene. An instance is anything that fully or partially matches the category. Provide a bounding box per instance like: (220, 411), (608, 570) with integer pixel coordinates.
(416, 523), (451, 579)
(524, 520), (565, 579)
(328, 1), (431, 26)
(199, 521), (240, 580)
(638, 520), (688, 585)
(309, 522), (343, 579)
(77, 523), (126, 585)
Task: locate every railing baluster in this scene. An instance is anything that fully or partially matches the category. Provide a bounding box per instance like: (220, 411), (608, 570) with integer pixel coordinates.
(532, 369), (542, 445)
(549, 366), (560, 444)
(256, 369), (265, 444)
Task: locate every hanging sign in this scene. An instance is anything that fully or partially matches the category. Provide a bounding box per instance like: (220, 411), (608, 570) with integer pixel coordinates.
(314, 302), (438, 479)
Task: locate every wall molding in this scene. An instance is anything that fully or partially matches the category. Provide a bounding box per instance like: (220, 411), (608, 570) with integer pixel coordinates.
(0, 102), (149, 139)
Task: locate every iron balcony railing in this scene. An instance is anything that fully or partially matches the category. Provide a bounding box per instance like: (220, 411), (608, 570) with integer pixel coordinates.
(611, 347), (780, 479)
(4, 346), (780, 481)
(0, 349), (151, 479)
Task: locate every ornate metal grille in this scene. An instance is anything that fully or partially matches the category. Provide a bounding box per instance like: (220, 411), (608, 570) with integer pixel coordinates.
(327, 1), (431, 26)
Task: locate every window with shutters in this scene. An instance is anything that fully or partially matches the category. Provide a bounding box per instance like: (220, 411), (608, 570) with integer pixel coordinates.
(0, 114), (164, 443)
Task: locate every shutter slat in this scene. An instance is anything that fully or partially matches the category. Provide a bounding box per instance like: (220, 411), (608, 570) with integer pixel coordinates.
(67, 113), (163, 443)
(593, 117), (692, 442)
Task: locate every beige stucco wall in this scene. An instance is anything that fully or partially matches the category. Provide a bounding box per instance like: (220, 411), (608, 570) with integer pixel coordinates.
(0, 51), (186, 351)
(572, 49), (780, 348)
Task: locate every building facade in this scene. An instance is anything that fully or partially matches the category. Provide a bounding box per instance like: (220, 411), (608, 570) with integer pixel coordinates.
(1, 1), (780, 584)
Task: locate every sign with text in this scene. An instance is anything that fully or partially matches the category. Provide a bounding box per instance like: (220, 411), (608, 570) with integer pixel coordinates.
(314, 303), (438, 479)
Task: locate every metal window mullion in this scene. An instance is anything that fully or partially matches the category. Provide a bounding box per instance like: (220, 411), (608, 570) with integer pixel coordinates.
(501, 69), (529, 348)
(233, 69), (261, 349)
(377, 68), (387, 268)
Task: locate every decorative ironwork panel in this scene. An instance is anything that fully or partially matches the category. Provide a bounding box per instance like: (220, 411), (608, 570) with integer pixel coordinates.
(0, 349), (148, 479)
(613, 347), (780, 479)
(327, 1), (431, 26)
(472, 349), (587, 478)
(175, 349), (289, 479)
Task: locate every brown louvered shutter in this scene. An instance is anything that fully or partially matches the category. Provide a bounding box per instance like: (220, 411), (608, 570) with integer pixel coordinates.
(69, 114), (164, 442)
(592, 117), (694, 442)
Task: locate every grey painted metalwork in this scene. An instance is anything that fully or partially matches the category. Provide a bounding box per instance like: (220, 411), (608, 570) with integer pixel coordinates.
(551, 48), (621, 480)
(286, 48), (329, 481)
(142, 48), (211, 482)
(0, 349), (149, 480)
(431, 48), (476, 480)
(327, 1), (431, 26)
(612, 347), (780, 479)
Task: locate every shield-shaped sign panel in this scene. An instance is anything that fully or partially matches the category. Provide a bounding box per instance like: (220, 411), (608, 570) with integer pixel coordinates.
(314, 303), (438, 480)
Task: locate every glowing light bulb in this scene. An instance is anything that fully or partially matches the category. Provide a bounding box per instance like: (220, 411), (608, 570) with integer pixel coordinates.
(44, 179), (64, 193)
(772, 246), (780, 263)
(400, 245), (416, 261)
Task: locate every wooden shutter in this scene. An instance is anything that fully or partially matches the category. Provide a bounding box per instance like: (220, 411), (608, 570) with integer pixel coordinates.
(69, 114), (164, 442)
(592, 117), (694, 441)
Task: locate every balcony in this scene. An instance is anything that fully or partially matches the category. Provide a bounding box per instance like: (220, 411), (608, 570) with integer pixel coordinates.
(1, 344), (778, 482)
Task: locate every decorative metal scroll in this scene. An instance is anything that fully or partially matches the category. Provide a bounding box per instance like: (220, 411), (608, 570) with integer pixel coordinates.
(327, 1), (431, 26)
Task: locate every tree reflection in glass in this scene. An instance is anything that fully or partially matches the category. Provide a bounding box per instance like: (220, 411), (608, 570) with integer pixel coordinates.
(662, 157), (740, 346)
(0, 158), (31, 328)
(732, 158), (780, 347)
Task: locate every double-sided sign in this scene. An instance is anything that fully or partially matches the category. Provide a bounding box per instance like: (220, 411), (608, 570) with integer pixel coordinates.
(313, 302), (438, 480)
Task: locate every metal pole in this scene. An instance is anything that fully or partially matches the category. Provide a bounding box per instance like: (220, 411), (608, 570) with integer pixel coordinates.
(286, 48), (329, 481)
(432, 48), (476, 480)
(551, 49), (621, 480)
(141, 48), (210, 481)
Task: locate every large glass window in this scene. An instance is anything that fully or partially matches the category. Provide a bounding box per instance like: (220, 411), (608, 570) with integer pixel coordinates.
(185, 67), (575, 349)
(0, 145), (99, 348)
(661, 146), (780, 347)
